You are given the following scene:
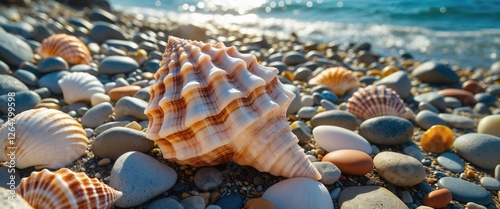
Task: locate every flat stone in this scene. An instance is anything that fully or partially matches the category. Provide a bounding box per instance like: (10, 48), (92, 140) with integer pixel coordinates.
(414, 92), (447, 111)
(0, 74), (29, 95)
(444, 97), (462, 108)
(13, 69), (37, 87)
(114, 96), (149, 120)
(98, 56), (139, 74)
(94, 120), (131, 135)
(462, 80), (485, 94)
(146, 198), (183, 209)
(310, 110), (357, 130)
(110, 151), (177, 208)
(181, 196), (205, 209)
(194, 167), (224, 191)
(0, 60), (11, 74)
(293, 67), (312, 82)
(465, 202), (488, 209)
(37, 56), (68, 73)
(244, 198), (276, 209)
(474, 93), (497, 106)
(108, 85), (142, 101)
(297, 106), (317, 119)
(89, 8), (117, 23)
(438, 177), (491, 205)
(403, 145), (424, 161)
(313, 125), (372, 154)
(322, 149), (373, 176)
(290, 120), (311, 144)
(473, 103), (492, 115)
(81, 102), (113, 128)
(401, 190), (413, 204)
(320, 99), (336, 110)
(415, 110), (447, 130)
(68, 17), (93, 29)
(262, 178), (333, 209)
(496, 165), (500, 181)
(283, 51), (307, 66)
(284, 84), (301, 115)
(359, 116), (413, 145)
(374, 71), (411, 98)
(412, 61), (458, 84)
(438, 113), (475, 129)
(480, 177), (500, 191)
(373, 151), (426, 187)
(312, 162), (341, 185)
(437, 152), (465, 173)
(104, 39), (139, 52)
(215, 194), (243, 209)
(0, 27), (33, 66)
(454, 133), (500, 170)
(423, 188), (452, 208)
(89, 21), (126, 44)
(439, 89), (477, 107)
(38, 71), (70, 94)
(91, 127), (155, 160)
(0, 91), (40, 114)
(91, 93), (111, 106)
(339, 186), (408, 209)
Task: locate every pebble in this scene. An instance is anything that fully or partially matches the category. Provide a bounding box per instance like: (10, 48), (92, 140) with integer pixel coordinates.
(0, 74), (29, 95)
(322, 149), (373, 175)
(465, 202), (487, 209)
(290, 121), (311, 144)
(329, 187), (341, 201)
(438, 113), (475, 129)
(403, 145), (424, 161)
(423, 188), (452, 208)
(312, 125), (372, 154)
(110, 151), (178, 208)
(108, 85), (142, 101)
(300, 94), (314, 107)
(105, 39), (139, 51)
(296, 106), (317, 119)
(147, 198), (184, 209)
(114, 96), (149, 120)
(473, 103), (492, 115)
(415, 110), (447, 130)
(474, 93), (496, 106)
(262, 177), (333, 209)
(0, 60), (11, 74)
(91, 127), (155, 160)
(38, 71), (70, 94)
(312, 162), (342, 185)
(181, 196), (205, 209)
(194, 167), (224, 191)
(454, 133), (500, 170)
(444, 97), (462, 108)
(0, 27), (33, 66)
(359, 116), (413, 145)
(496, 165), (500, 181)
(477, 115), (500, 137)
(215, 194), (244, 209)
(89, 21), (127, 43)
(373, 71), (411, 98)
(454, 106), (473, 114)
(418, 102), (440, 113)
(283, 51), (307, 66)
(492, 61), (500, 74)
(439, 89), (476, 106)
(13, 69), (37, 87)
(320, 99), (336, 110)
(401, 190), (413, 204)
(98, 56), (139, 75)
(0, 91), (40, 114)
(81, 102), (113, 128)
(97, 158), (111, 167)
(339, 186), (408, 209)
(480, 177), (500, 191)
(414, 92), (447, 111)
(283, 84), (302, 115)
(373, 151), (427, 187)
(84, 128), (93, 138)
(437, 152), (465, 173)
(293, 67), (312, 81)
(438, 177), (492, 205)
(206, 205), (222, 209)
(310, 110), (358, 130)
(37, 56), (69, 73)
(244, 198), (276, 209)
(90, 93), (111, 106)
(411, 61), (459, 84)
(94, 120), (131, 135)
(90, 8), (117, 23)
(420, 125), (454, 154)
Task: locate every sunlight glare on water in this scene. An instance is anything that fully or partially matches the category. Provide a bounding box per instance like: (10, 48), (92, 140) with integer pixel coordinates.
(201, 0), (268, 14)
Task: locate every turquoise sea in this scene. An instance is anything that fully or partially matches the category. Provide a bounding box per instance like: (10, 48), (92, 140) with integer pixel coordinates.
(108, 0), (500, 68)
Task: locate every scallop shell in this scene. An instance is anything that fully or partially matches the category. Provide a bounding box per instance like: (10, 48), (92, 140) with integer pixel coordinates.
(346, 85), (407, 120)
(308, 67), (360, 96)
(262, 177), (334, 209)
(17, 168), (122, 209)
(58, 72), (105, 104)
(145, 36), (321, 180)
(38, 33), (93, 65)
(0, 108), (88, 169)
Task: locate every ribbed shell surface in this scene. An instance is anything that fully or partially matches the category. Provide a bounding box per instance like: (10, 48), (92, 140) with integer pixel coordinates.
(58, 72), (105, 104)
(308, 67), (360, 96)
(17, 168), (122, 209)
(39, 33), (92, 65)
(0, 108), (88, 169)
(346, 85), (407, 120)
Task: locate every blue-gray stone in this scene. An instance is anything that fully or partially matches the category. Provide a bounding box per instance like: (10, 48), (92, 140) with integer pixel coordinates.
(37, 56), (69, 74)
(310, 110), (357, 130)
(0, 167), (20, 189)
(454, 133), (500, 170)
(92, 127), (155, 160)
(114, 96), (148, 120)
(104, 39), (139, 52)
(359, 75), (377, 85)
(68, 17), (93, 29)
(181, 196), (205, 209)
(194, 167), (223, 191)
(268, 61), (287, 73)
(215, 195), (243, 209)
(437, 152), (464, 173)
(444, 97), (462, 108)
(403, 145), (424, 161)
(297, 106), (317, 119)
(134, 86), (151, 102)
(414, 92), (447, 111)
(0, 74), (29, 95)
(33, 87), (51, 99)
(321, 90), (339, 104)
(487, 86), (500, 97)
(89, 8), (117, 23)
(0, 22), (34, 39)
(0, 60), (10, 74)
(98, 56), (138, 74)
(474, 93), (496, 106)
(0, 91), (40, 114)
(320, 99), (336, 110)
(480, 177), (500, 191)
(293, 67), (312, 82)
(374, 71), (411, 98)
(453, 106), (473, 115)
(38, 71), (70, 94)
(438, 113), (475, 129)
(412, 61), (459, 84)
(31, 23), (54, 42)
(418, 102), (439, 114)
(89, 21), (126, 44)
(359, 116), (413, 145)
(147, 198), (184, 209)
(70, 64), (99, 76)
(0, 27), (33, 66)
(13, 69), (38, 87)
(81, 102), (113, 128)
(313, 162), (341, 185)
(415, 110), (447, 130)
(284, 84), (301, 115)
(473, 103), (492, 115)
(283, 51), (307, 66)
(438, 177), (491, 205)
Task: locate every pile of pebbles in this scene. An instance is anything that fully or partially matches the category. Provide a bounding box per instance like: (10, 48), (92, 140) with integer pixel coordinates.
(0, 0), (500, 209)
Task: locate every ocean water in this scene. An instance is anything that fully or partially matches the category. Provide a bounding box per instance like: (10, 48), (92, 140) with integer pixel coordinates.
(108, 0), (500, 68)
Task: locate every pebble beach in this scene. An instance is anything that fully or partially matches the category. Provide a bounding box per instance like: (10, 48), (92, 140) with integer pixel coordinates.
(0, 0), (500, 209)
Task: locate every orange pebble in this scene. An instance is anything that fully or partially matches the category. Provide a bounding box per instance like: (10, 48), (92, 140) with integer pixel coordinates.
(107, 85), (142, 101)
(466, 170), (476, 179)
(381, 65), (399, 77)
(423, 188), (452, 208)
(420, 125), (454, 153)
(322, 149), (373, 175)
(244, 198), (276, 209)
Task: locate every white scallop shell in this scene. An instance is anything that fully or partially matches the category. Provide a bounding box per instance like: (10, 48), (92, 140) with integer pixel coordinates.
(58, 72), (105, 104)
(0, 108), (88, 169)
(262, 177), (334, 209)
(346, 85), (407, 120)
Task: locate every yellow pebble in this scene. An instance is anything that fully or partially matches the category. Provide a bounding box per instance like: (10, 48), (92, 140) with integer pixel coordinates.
(281, 70), (294, 82)
(125, 121), (142, 131)
(35, 103), (61, 110)
(381, 65), (399, 77)
(366, 69), (381, 77)
(420, 125), (454, 154)
(353, 71), (364, 78)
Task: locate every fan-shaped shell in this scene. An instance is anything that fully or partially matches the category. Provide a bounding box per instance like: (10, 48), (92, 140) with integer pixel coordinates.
(145, 36), (320, 180)
(0, 108), (88, 169)
(346, 85), (407, 120)
(262, 177), (333, 209)
(38, 33), (92, 65)
(58, 72), (105, 104)
(308, 67), (360, 96)
(17, 168), (122, 209)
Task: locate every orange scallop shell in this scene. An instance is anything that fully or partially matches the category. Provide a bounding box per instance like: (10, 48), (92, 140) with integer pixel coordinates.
(346, 85), (407, 120)
(420, 125), (454, 153)
(38, 34), (92, 65)
(308, 67), (360, 96)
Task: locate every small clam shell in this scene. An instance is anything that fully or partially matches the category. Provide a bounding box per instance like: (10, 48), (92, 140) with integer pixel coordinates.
(346, 85), (407, 120)
(262, 177), (333, 209)
(17, 168), (122, 209)
(0, 108), (88, 169)
(58, 72), (105, 104)
(38, 33), (92, 65)
(308, 67), (360, 96)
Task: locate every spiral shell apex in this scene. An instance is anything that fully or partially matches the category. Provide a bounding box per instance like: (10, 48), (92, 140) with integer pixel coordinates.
(17, 168), (122, 209)
(39, 33), (92, 65)
(145, 36), (321, 180)
(0, 108), (88, 169)
(58, 72), (105, 105)
(309, 67), (360, 96)
(346, 85), (407, 120)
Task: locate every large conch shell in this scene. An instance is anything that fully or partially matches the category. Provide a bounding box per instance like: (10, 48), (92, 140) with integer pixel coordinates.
(0, 108), (88, 169)
(346, 85), (407, 120)
(17, 168), (122, 209)
(38, 33), (93, 65)
(308, 67), (360, 96)
(145, 36), (321, 180)
(58, 72), (105, 104)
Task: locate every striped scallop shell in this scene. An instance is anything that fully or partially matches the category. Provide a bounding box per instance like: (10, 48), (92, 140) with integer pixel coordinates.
(308, 67), (360, 96)
(346, 85), (407, 120)
(17, 168), (122, 209)
(145, 36), (320, 180)
(38, 34), (92, 65)
(58, 72), (105, 104)
(0, 108), (88, 169)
